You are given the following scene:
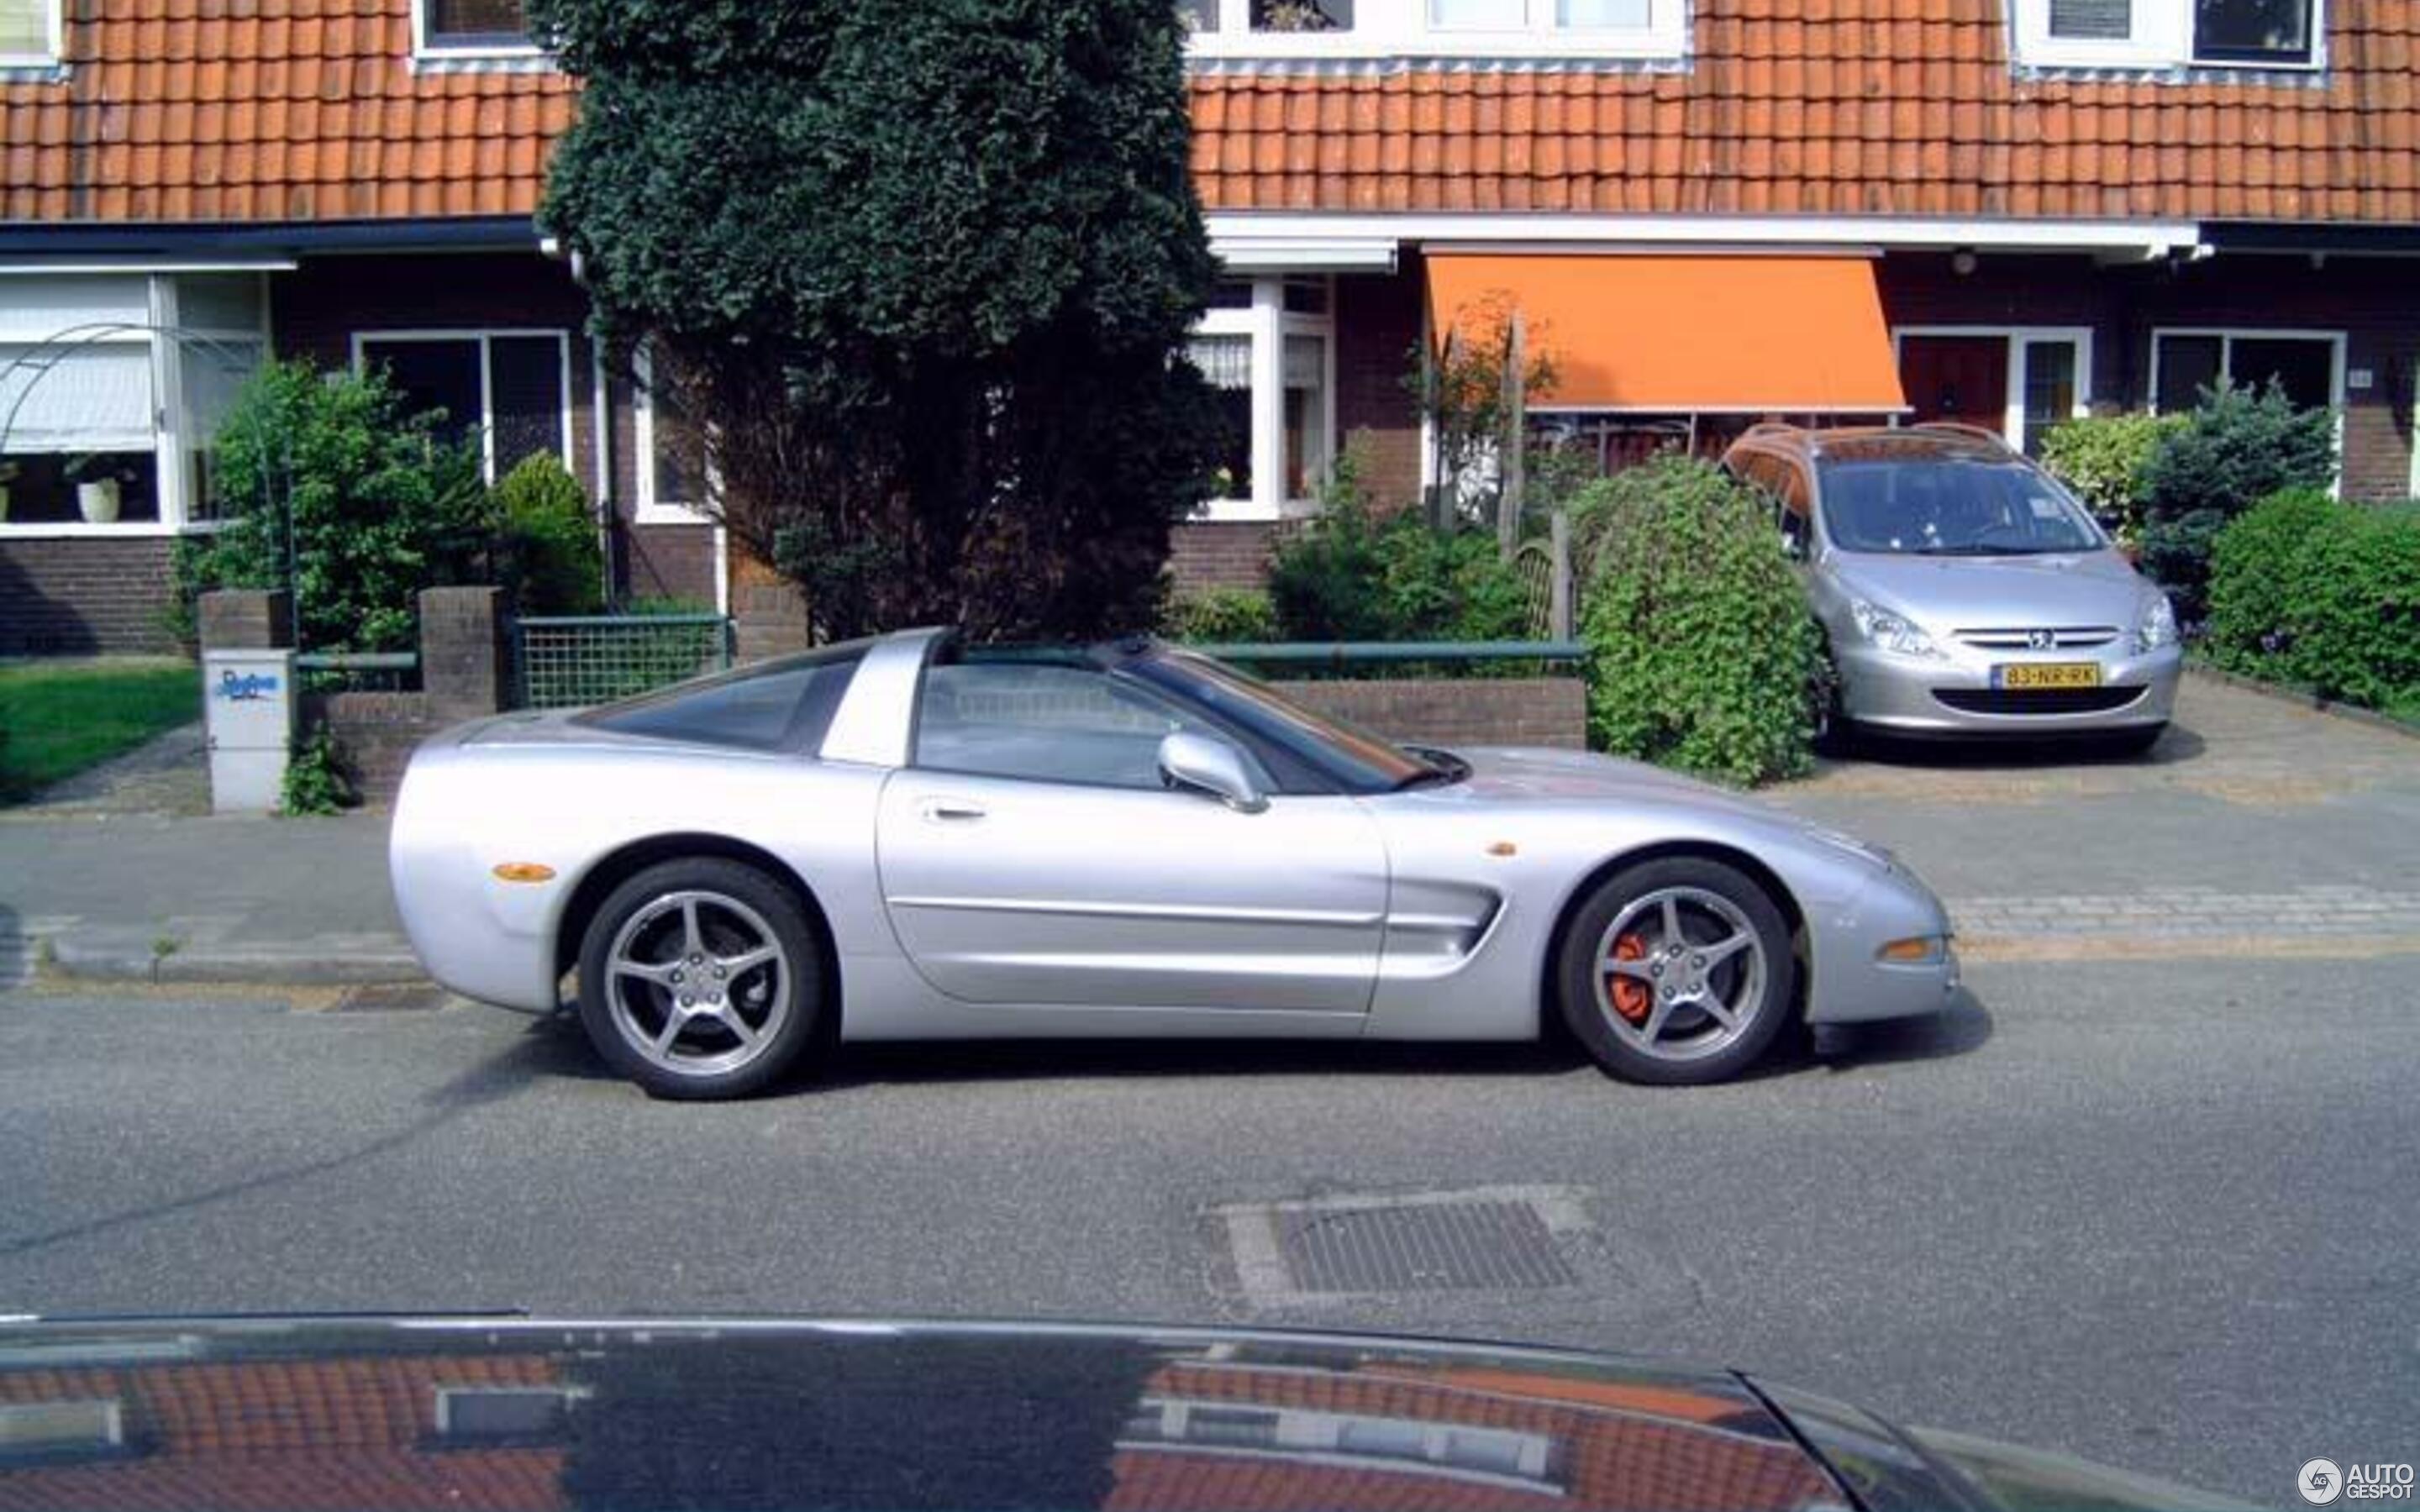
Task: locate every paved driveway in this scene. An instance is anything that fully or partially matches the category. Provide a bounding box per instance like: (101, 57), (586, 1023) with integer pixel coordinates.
(1772, 671), (2420, 962)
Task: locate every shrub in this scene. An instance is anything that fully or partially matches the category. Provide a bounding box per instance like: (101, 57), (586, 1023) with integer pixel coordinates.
(1267, 453), (1530, 645)
(1162, 587), (1279, 644)
(186, 360), (492, 654)
(1572, 457), (1823, 786)
(279, 727), (356, 816)
(2204, 486), (2339, 676)
(2207, 491), (2420, 710)
(2139, 382), (2338, 622)
(495, 453), (604, 615)
(2038, 412), (2186, 543)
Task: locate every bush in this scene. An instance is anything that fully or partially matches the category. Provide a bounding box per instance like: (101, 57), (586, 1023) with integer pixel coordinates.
(279, 727), (356, 816)
(2038, 412), (2186, 543)
(2207, 491), (2420, 710)
(1161, 587), (1278, 643)
(1572, 457), (1823, 786)
(2139, 382), (2337, 623)
(1266, 455), (1530, 644)
(2204, 486), (2339, 676)
(184, 360), (492, 653)
(495, 453), (605, 615)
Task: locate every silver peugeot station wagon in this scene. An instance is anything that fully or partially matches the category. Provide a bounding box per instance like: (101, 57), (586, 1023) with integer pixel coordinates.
(1723, 423), (2183, 750)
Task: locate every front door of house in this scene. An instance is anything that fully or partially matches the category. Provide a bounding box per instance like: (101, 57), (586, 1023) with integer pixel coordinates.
(1899, 335), (2009, 433)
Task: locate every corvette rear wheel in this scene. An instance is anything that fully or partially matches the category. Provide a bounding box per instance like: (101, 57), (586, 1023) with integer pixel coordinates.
(576, 858), (824, 1100)
(1556, 858), (1797, 1086)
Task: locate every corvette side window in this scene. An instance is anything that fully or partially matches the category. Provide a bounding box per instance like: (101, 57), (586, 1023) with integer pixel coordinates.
(915, 662), (1271, 791)
(581, 647), (865, 752)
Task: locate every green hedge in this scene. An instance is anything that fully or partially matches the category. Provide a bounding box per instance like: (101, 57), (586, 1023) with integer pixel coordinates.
(1572, 457), (1823, 786)
(1160, 586), (1279, 643)
(2207, 489), (2420, 711)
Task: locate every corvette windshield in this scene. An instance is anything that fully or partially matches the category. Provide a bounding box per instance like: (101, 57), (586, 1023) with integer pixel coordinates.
(1131, 650), (1434, 794)
(1820, 457), (2105, 556)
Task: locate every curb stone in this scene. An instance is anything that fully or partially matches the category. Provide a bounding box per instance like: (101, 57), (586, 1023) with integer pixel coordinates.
(47, 930), (429, 988)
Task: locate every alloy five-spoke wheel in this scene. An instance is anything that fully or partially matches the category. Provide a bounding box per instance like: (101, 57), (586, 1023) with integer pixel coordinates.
(576, 858), (825, 1100)
(1557, 858), (1797, 1085)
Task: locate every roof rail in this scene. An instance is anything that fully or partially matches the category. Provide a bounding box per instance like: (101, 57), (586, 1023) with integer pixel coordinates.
(1739, 421), (1806, 439)
(1909, 421), (2015, 449)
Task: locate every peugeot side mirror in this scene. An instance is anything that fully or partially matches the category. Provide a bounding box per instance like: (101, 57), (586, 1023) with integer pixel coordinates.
(1157, 732), (1267, 814)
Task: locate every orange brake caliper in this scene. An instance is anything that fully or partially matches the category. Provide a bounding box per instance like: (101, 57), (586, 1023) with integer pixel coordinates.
(1607, 933), (1651, 1024)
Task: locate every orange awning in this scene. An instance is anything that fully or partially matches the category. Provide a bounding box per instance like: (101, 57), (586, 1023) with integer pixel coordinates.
(1424, 253), (1909, 414)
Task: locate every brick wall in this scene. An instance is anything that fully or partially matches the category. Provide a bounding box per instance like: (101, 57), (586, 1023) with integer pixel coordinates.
(626, 522), (719, 604)
(1280, 677), (1587, 750)
(0, 537), (176, 655)
(1335, 260), (1425, 510)
(1168, 520), (1287, 596)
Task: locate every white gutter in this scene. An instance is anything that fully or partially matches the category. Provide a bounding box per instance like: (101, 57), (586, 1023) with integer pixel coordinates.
(1205, 213), (2202, 260)
(0, 260), (302, 275)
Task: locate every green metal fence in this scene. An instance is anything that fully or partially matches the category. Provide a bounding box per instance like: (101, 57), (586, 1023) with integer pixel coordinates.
(514, 614), (734, 710)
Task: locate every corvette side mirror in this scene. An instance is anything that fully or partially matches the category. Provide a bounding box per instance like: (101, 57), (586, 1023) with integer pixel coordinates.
(1158, 732), (1267, 815)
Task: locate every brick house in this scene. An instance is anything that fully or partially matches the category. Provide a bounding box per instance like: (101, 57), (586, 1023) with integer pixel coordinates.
(3, 0), (2417, 649)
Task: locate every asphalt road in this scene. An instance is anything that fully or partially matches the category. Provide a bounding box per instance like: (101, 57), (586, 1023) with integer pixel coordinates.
(3, 679), (2414, 1508)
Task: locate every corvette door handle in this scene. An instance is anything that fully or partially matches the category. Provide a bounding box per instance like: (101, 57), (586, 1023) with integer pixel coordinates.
(922, 799), (988, 824)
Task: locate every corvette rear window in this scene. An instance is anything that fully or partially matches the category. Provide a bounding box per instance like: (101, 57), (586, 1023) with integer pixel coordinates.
(579, 645), (866, 752)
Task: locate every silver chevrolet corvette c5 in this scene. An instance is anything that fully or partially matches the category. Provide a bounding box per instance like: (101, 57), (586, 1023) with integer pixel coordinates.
(391, 628), (1960, 1100)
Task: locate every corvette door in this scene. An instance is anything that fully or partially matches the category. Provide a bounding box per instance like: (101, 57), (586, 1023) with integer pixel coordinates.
(876, 660), (1388, 1014)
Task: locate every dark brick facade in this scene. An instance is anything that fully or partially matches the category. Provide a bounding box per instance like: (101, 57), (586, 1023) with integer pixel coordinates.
(626, 522), (719, 605)
(1281, 677), (1587, 750)
(0, 537), (177, 655)
(1335, 259), (1426, 511)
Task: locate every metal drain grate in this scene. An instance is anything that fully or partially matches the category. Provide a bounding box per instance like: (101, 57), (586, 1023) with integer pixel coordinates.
(1216, 1188), (1586, 1301)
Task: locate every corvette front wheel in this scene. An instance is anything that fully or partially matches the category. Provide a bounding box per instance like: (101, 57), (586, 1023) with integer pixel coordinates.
(1556, 858), (1797, 1086)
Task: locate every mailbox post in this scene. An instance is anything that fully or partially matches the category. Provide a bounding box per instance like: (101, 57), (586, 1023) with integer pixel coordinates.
(203, 649), (296, 813)
(197, 590), (300, 816)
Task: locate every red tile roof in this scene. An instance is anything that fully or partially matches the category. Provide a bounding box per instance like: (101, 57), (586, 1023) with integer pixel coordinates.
(0, 0), (2413, 227)
(0, 0), (576, 222)
(1192, 0), (2420, 220)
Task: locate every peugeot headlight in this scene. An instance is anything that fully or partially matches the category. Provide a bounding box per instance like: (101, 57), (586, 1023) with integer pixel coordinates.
(1849, 600), (1947, 660)
(2133, 595), (2179, 654)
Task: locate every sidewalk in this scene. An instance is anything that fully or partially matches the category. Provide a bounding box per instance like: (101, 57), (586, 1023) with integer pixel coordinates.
(0, 808), (421, 989)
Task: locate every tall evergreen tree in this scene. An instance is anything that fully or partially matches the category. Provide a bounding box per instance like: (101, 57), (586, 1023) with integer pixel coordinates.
(531, 0), (1220, 637)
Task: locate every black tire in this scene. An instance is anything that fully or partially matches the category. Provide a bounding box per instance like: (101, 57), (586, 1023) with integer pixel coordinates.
(575, 858), (826, 1100)
(1555, 857), (1798, 1086)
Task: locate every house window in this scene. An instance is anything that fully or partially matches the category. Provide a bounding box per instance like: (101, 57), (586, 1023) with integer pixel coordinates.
(0, 273), (266, 533)
(635, 345), (713, 523)
(1186, 278), (1332, 521)
(434, 1387), (581, 1443)
(0, 1400), (124, 1460)
(2013, 0), (2319, 69)
(420, 0), (531, 49)
(355, 331), (572, 485)
(2151, 329), (2342, 414)
(1192, 0), (1682, 56)
(0, 0), (58, 65)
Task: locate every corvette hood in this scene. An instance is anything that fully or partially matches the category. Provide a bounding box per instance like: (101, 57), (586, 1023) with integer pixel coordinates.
(1829, 548), (2151, 631)
(1449, 746), (1779, 822)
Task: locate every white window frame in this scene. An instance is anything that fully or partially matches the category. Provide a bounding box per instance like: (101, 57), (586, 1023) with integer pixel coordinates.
(633, 344), (714, 525)
(2148, 325), (2345, 492)
(1187, 0), (1686, 62)
(2008, 0), (2327, 72)
(0, 0), (61, 70)
(350, 328), (576, 486)
(1890, 325), (2096, 451)
(411, 0), (545, 62)
(0, 271), (270, 538)
(1193, 276), (1335, 522)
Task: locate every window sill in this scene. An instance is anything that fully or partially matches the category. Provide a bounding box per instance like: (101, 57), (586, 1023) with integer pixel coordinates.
(0, 60), (66, 82)
(1186, 34), (1686, 65)
(0, 522), (191, 539)
(2011, 53), (2324, 81)
(409, 47), (556, 76)
(634, 505), (714, 527)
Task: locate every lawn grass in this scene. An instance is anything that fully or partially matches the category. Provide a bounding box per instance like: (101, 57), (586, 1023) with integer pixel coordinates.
(0, 658), (200, 803)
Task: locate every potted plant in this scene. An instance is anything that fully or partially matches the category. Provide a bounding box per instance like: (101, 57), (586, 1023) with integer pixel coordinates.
(66, 455), (124, 524)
